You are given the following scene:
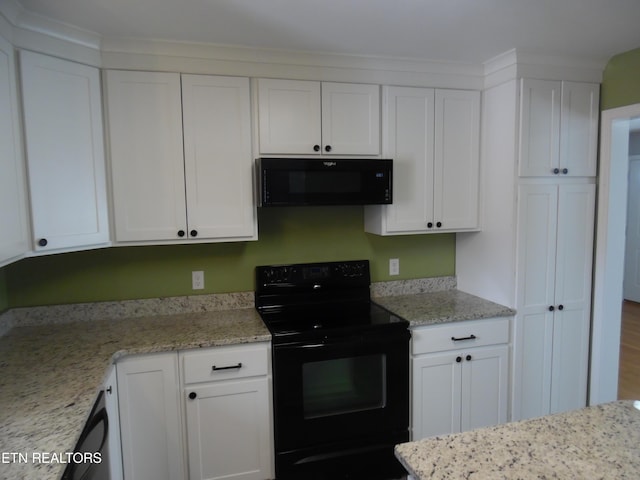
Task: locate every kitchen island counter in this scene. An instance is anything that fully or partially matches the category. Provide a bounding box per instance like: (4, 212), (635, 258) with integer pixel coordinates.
(395, 400), (640, 479)
(0, 308), (269, 480)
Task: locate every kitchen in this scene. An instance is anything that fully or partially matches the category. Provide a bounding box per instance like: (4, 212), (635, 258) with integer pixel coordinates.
(1, 1), (640, 479)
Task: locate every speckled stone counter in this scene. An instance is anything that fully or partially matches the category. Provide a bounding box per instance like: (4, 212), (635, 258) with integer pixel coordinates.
(0, 308), (269, 480)
(395, 400), (640, 480)
(373, 290), (515, 326)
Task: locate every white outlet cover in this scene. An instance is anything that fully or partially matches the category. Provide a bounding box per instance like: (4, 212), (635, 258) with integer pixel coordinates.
(192, 271), (205, 290)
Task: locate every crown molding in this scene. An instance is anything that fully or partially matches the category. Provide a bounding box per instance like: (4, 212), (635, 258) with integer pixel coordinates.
(1, 0), (604, 87)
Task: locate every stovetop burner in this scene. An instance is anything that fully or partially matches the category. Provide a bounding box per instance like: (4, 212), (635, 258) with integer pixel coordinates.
(254, 260), (408, 341)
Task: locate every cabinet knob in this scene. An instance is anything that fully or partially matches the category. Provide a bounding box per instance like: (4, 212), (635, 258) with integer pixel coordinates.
(427, 222), (434, 228)
(456, 356), (462, 363)
(177, 230), (186, 238)
(436, 222), (443, 228)
(548, 305), (555, 311)
(562, 168), (569, 174)
(313, 145), (321, 152)
(190, 230), (198, 237)
(466, 355), (472, 361)
(38, 238), (48, 247)
(189, 392), (197, 400)
(106, 386), (113, 394)
(324, 145), (332, 152)
(553, 168), (560, 174)
(558, 304), (564, 311)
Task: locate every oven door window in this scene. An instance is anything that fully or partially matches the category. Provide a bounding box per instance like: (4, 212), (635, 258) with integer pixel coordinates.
(303, 354), (386, 418)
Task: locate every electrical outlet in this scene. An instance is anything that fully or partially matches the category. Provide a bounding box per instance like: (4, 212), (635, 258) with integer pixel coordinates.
(192, 271), (205, 290)
(389, 258), (400, 276)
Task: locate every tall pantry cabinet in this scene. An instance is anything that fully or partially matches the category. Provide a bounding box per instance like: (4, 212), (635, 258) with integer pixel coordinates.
(456, 77), (599, 421)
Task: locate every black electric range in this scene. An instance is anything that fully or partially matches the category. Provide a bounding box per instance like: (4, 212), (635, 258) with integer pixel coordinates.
(255, 260), (410, 480)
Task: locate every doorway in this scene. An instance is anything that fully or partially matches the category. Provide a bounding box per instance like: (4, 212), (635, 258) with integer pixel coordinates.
(591, 104), (640, 405)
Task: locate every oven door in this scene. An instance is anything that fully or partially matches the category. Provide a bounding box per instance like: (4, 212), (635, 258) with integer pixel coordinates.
(272, 327), (410, 453)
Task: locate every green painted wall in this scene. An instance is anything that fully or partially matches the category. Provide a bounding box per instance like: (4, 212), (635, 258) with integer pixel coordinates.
(14, 46), (640, 310)
(601, 47), (640, 110)
(4, 207), (455, 307)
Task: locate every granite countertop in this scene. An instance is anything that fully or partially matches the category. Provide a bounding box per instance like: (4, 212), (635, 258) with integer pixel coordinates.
(0, 308), (270, 480)
(395, 400), (640, 479)
(0, 279), (514, 480)
(373, 289), (515, 327)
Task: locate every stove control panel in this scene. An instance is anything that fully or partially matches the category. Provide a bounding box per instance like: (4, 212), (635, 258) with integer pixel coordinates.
(256, 260), (370, 288)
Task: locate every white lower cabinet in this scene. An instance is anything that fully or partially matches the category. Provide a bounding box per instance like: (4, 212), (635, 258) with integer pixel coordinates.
(116, 344), (273, 480)
(512, 182), (595, 420)
(411, 318), (510, 440)
(181, 344), (273, 480)
(103, 366), (124, 480)
(117, 352), (186, 480)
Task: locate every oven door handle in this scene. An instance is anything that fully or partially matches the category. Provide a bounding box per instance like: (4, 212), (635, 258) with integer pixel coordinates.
(293, 443), (396, 465)
(283, 329), (410, 350)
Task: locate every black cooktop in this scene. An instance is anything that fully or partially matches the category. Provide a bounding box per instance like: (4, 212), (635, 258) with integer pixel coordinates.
(254, 260), (408, 341)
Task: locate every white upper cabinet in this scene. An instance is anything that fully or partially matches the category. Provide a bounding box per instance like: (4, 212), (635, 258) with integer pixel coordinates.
(20, 50), (109, 253)
(257, 79), (380, 155)
(365, 86), (480, 235)
(106, 70), (187, 242)
(434, 89), (481, 230)
(519, 79), (599, 177)
(106, 70), (256, 244)
(0, 36), (29, 266)
(181, 74), (256, 240)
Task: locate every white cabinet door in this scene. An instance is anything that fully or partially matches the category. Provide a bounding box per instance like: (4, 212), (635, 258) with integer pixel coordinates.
(365, 87), (479, 235)
(184, 378), (271, 480)
(519, 79), (561, 177)
(519, 79), (599, 177)
(182, 75), (256, 240)
(257, 79), (321, 155)
(434, 89), (480, 230)
(256, 79), (380, 155)
(412, 344), (509, 440)
(0, 36), (28, 266)
(560, 82), (599, 177)
(321, 82), (380, 155)
(550, 183), (594, 413)
(513, 182), (595, 420)
(106, 70), (187, 242)
(20, 51), (109, 252)
(412, 352), (461, 439)
(461, 345), (509, 432)
(117, 353), (185, 480)
(103, 366), (123, 480)
(366, 86), (435, 233)
(512, 310), (554, 420)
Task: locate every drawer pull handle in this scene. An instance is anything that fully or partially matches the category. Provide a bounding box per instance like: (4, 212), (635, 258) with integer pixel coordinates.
(451, 334), (476, 342)
(212, 362), (243, 371)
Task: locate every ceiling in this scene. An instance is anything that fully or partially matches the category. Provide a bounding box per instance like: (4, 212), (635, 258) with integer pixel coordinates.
(13, 0), (640, 65)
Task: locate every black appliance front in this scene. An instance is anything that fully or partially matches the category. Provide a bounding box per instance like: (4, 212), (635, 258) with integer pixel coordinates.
(257, 157), (392, 207)
(62, 390), (110, 480)
(272, 328), (410, 480)
(256, 259), (410, 479)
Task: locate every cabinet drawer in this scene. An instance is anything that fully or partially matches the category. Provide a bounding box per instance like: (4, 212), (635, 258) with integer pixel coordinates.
(182, 344), (268, 384)
(412, 317), (510, 355)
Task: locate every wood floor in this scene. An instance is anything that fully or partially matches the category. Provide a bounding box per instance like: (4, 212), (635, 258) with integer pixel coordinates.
(617, 300), (640, 400)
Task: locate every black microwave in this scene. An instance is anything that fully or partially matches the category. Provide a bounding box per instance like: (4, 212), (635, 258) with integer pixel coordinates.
(256, 158), (392, 207)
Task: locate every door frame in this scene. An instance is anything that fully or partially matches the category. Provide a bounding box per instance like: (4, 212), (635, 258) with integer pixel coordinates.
(590, 103), (640, 405)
